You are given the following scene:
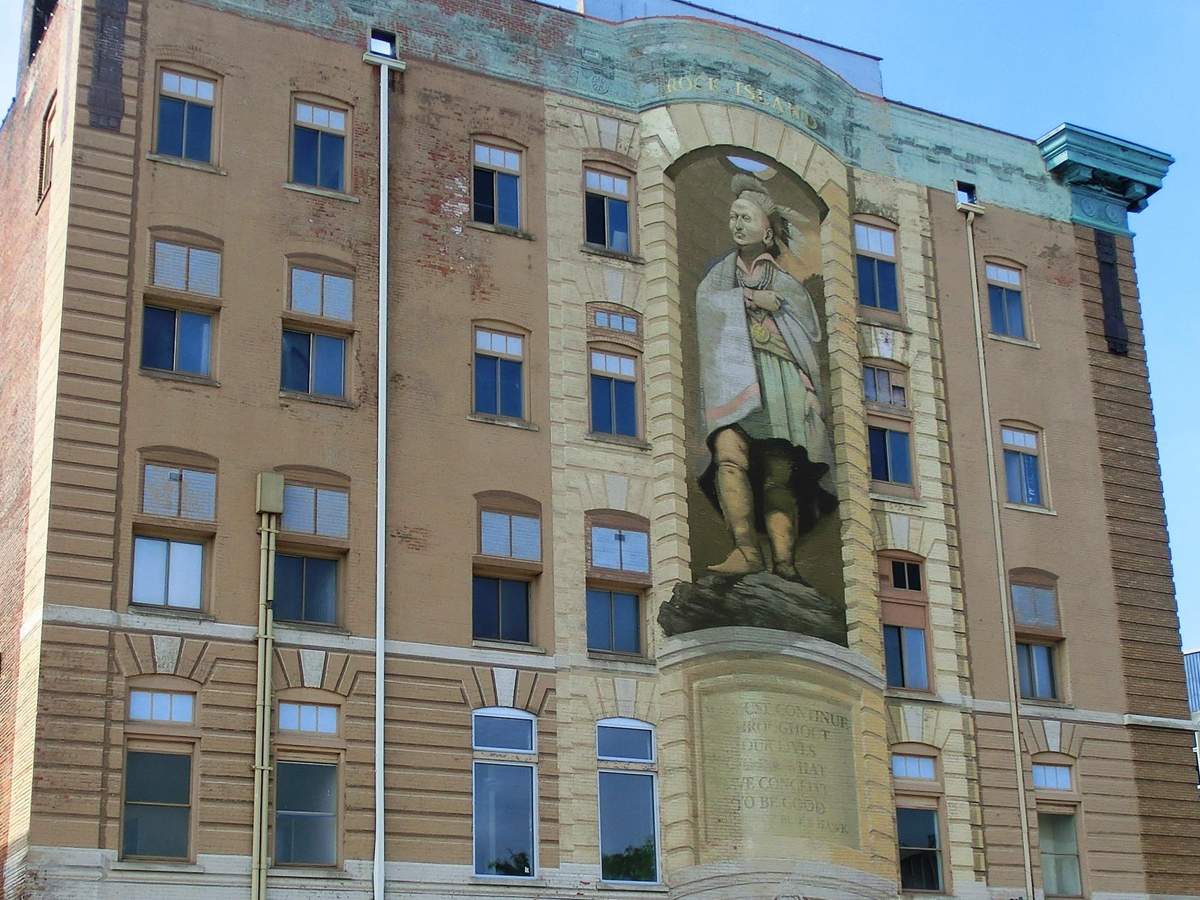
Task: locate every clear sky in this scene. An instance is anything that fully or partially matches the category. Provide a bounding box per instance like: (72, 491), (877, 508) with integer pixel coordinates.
(2, 0), (1195, 647)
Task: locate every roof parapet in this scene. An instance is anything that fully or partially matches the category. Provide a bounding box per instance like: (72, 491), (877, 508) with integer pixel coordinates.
(1038, 123), (1174, 235)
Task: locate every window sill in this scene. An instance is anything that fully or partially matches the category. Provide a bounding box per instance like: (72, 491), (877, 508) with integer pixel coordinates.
(128, 603), (214, 622)
(869, 489), (923, 507)
(987, 332), (1040, 350)
(109, 859), (205, 873)
(467, 413), (539, 432)
(587, 649), (654, 667)
(1003, 502), (1057, 517)
(283, 182), (359, 203)
(470, 875), (546, 885)
(279, 391), (356, 410)
(277, 531), (350, 552)
(281, 310), (358, 334)
(884, 687), (938, 702)
(467, 221), (535, 241)
(268, 866), (353, 879)
(1019, 698), (1074, 711)
(599, 881), (669, 892)
(132, 513), (218, 535)
(580, 243), (644, 265)
(472, 638), (547, 655)
(274, 620), (350, 636)
(473, 554), (544, 577)
(146, 153), (227, 176)
(139, 368), (220, 389)
(143, 285), (224, 310)
(857, 313), (910, 333)
(865, 402), (913, 421)
(586, 432), (651, 451)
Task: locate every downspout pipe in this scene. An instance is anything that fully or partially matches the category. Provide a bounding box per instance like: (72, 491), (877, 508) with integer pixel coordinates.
(960, 204), (1037, 898)
(364, 43), (405, 900)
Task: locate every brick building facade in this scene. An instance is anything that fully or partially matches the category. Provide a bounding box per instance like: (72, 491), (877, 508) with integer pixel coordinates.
(0, 0), (1195, 897)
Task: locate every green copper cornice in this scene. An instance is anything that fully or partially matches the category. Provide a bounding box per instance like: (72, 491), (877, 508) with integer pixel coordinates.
(1038, 123), (1174, 235)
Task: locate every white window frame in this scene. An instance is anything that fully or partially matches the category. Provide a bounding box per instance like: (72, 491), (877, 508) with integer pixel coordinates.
(472, 707), (537, 755)
(131, 535), (204, 610)
(596, 717), (655, 763)
(471, 758), (538, 879)
(595, 767), (661, 886)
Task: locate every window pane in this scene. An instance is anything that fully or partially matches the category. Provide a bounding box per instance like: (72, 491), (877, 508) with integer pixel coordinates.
(498, 358), (523, 418)
(167, 541), (203, 608)
(1012, 584), (1058, 628)
(279, 702), (300, 730)
(587, 589), (613, 651)
(124, 804), (190, 858)
(281, 330), (311, 392)
(863, 366), (878, 403)
(141, 306), (177, 371)
(884, 625), (904, 688)
(474, 714), (534, 752)
(180, 469), (216, 520)
(157, 96), (185, 157)
(154, 241), (188, 290)
(897, 807), (939, 849)
(1039, 814), (1082, 896)
(591, 374), (614, 434)
(143, 464), (181, 516)
(323, 274), (353, 321)
(1017, 643), (1034, 698)
(173, 693), (193, 722)
(282, 484), (316, 533)
(473, 167), (495, 224)
(868, 426), (889, 481)
(599, 772), (657, 882)
(614, 378), (637, 437)
(304, 558), (338, 624)
(902, 627), (929, 690)
(132, 537), (168, 605)
(613, 591), (640, 653)
(496, 172), (519, 229)
(187, 249), (220, 296)
(315, 488), (348, 538)
(317, 706), (337, 734)
(1003, 449), (1024, 504)
(183, 102), (212, 163)
(988, 284), (1008, 334)
(585, 193), (606, 245)
(274, 554), (304, 621)
(906, 562), (922, 592)
(855, 254), (877, 307)
(499, 579), (529, 643)
(473, 763), (535, 877)
(608, 199), (630, 253)
(1006, 290), (1026, 339)
(474, 353), (498, 415)
(293, 125), (319, 186)
(598, 724), (653, 761)
(312, 334), (345, 397)
(299, 704), (317, 732)
(510, 515), (540, 561)
(876, 260), (899, 311)
(897, 810), (942, 890)
(1033, 764), (1072, 790)
(176, 311), (211, 376)
(318, 131), (344, 192)
(592, 527), (621, 570)
(129, 690), (152, 720)
(887, 429), (912, 484)
(1033, 644), (1056, 699)
(291, 268), (322, 315)
(126, 751), (191, 805)
(149, 691), (170, 721)
(480, 510), (512, 557)
(276, 762), (337, 865)
(1022, 452), (1042, 505)
(472, 576), (500, 640)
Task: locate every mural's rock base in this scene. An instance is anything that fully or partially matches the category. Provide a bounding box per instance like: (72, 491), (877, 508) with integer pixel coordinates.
(660, 572), (847, 645)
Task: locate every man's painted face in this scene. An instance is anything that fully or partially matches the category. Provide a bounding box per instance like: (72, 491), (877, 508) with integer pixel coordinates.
(729, 196), (771, 247)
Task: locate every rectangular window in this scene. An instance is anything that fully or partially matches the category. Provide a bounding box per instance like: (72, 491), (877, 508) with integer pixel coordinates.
(1017, 642), (1058, 700)
(891, 754), (936, 780)
(1002, 427), (1043, 506)
(142, 464), (216, 520)
(153, 240), (220, 296)
(884, 624), (929, 690)
(597, 724), (654, 762)
(863, 365), (906, 407)
(599, 771), (657, 883)
(281, 484), (349, 538)
(1032, 763), (1072, 791)
(479, 510), (541, 561)
(278, 702), (337, 735)
(854, 222), (899, 312)
(591, 526), (649, 574)
(584, 168), (631, 253)
(275, 761), (338, 866)
(474, 763), (535, 877)
(987, 264), (1026, 339)
(281, 329), (346, 398)
(590, 350), (638, 437)
(157, 70), (214, 163)
(293, 101), (346, 192)
(274, 554), (338, 625)
(129, 690), (194, 724)
(132, 536), (203, 609)
(594, 310), (638, 334)
(896, 807), (942, 891)
(891, 560), (922, 592)
(586, 588), (640, 654)
(123, 751), (191, 859)
(473, 142), (521, 229)
(290, 268), (353, 321)
(1038, 812), (1083, 897)
(473, 712), (535, 753)
(472, 576), (530, 643)
(868, 425), (912, 485)
(1012, 583), (1059, 629)
(474, 328), (524, 419)
(141, 306), (213, 377)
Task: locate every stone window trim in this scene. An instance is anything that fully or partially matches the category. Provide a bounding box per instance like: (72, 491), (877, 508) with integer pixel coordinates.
(470, 133), (527, 235)
(120, 736), (199, 864)
(867, 410), (917, 499)
(1009, 568), (1063, 642)
(586, 303), (643, 350)
(852, 213), (904, 327)
(999, 420), (1052, 510)
(581, 157), (637, 256)
(588, 340), (644, 442)
(982, 255), (1033, 342)
(152, 61), (221, 166)
(272, 750), (344, 869)
(288, 92), (352, 195)
(470, 319), (532, 426)
(474, 491), (544, 577)
(894, 797), (950, 895)
(37, 93), (55, 204)
(889, 742), (942, 792)
(585, 510), (652, 588)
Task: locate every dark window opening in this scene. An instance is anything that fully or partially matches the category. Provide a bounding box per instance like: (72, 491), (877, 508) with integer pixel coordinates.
(955, 180), (977, 204)
(29, 0), (59, 63)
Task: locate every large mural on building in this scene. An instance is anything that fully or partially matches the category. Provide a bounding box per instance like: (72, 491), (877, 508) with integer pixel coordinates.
(659, 148), (847, 645)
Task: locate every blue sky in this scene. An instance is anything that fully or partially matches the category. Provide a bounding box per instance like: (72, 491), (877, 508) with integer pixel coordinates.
(2, 0), (1195, 647)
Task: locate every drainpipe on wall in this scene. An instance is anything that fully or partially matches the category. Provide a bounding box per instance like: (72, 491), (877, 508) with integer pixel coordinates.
(364, 34), (405, 900)
(960, 204), (1036, 898)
